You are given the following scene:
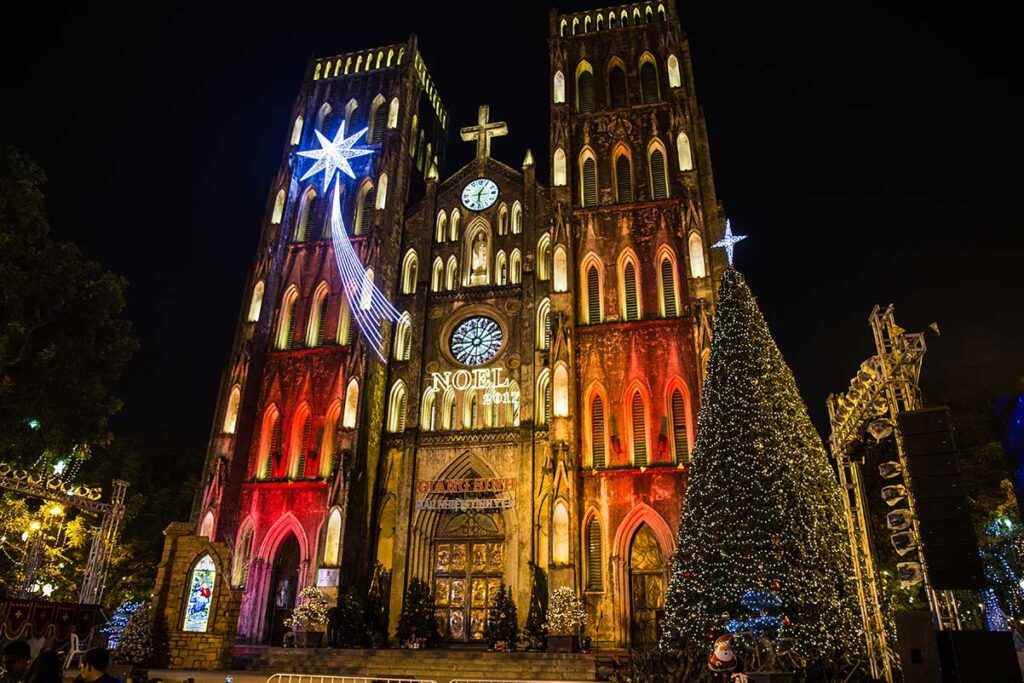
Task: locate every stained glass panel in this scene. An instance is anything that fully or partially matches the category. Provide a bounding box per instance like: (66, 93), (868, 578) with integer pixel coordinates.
(183, 555), (216, 632)
(449, 316), (502, 366)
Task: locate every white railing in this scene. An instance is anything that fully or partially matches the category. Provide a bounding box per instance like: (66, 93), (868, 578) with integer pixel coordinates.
(267, 675), (435, 683)
(451, 680), (594, 683)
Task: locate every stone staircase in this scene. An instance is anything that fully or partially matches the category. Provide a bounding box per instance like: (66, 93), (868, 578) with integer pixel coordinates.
(248, 647), (599, 682)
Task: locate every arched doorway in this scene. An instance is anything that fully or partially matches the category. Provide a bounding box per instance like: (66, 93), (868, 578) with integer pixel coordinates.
(432, 510), (505, 642)
(266, 533), (300, 645)
(629, 524), (665, 649)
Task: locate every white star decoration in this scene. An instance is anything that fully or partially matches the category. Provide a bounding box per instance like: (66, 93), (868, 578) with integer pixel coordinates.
(298, 123), (373, 190)
(713, 219), (747, 265)
(53, 460), (66, 476)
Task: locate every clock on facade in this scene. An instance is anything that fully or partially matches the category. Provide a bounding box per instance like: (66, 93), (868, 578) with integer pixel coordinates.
(461, 178), (499, 211)
(449, 316), (503, 366)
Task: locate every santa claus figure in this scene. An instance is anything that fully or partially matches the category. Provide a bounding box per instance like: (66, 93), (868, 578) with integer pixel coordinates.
(709, 633), (737, 673)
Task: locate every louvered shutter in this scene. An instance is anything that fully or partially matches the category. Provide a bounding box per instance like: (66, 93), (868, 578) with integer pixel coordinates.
(544, 380), (552, 425)
(661, 259), (677, 317)
(592, 397), (606, 468)
(296, 415), (312, 478)
(403, 326), (412, 360)
(268, 417), (283, 478)
(631, 393), (647, 466)
(577, 71), (596, 112)
(624, 263), (639, 321)
(397, 392), (407, 432)
(615, 155), (633, 203)
(582, 158), (598, 207)
(587, 266), (601, 323)
(315, 296), (329, 346)
(672, 389), (689, 464)
(370, 103), (387, 144)
(544, 312), (552, 349)
(650, 149), (668, 199)
(358, 189), (374, 234)
(640, 62), (660, 103)
(284, 302), (297, 349)
(449, 401), (457, 430)
(587, 519), (603, 589)
(609, 67), (628, 108)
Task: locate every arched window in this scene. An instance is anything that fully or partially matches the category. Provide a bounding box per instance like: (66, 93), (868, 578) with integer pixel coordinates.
(394, 313), (412, 361)
(614, 148), (633, 203)
(368, 95), (387, 144)
(223, 386), (241, 434)
(622, 259), (641, 321)
(645, 5), (654, 22)
(324, 509), (342, 566)
(376, 173), (388, 209)
(445, 256), (458, 291)
(553, 363), (569, 417)
(591, 395), (607, 467)
(639, 55), (660, 104)
(608, 61), (628, 107)
(579, 150), (598, 207)
(688, 232), (707, 278)
(306, 282), (330, 347)
(649, 141), (669, 199)
(295, 187), (317, 241)
(667, 54), (682, 88)
(320, 401), (341, 477)
(289, 404), (312, 479)
(442, 388), (457, 429)
(354, 180), (374, 235)
(576, 62), (596, 113)
(495, 251), (508, 285)
(344, 98), (358, 132)
(560, 19), (567, 36)
(584, 15), (591, 32)
(465, 390), (479, 429)
(586, 516), (602, 589)
(231, 524), (253, 586)
(553, 502), (569, 564)
(337, 297), (353, 345)
(258, 405), (282, 479)
(387, 381), (407, 432)
(553, 70), (565, 104)
(248, 280), (264, 322)
(388, 97), (400, 128)
(421, 388), (438, 430)
(596, 13), (604, 30)
(511, 201), (522, 234)
(290, 116), (304, 145)
(315, 103), (332, 132)
(633, 7), (642, 24)
(584, 260), (603, 323)
(609, 11), (617, 28)
(670, 387), (690, 464)
(536, 370), (551, 425)
(402, 250), (418, 294)
(510, 249), (522, 284)
(553, 246), (568, 292)
(276, 286), (299, 350)
(677, 132), (693, 171)
(342, 379), (359, 428)
(498, 204), (509, 235)
(621, 9), (629, 25)
(435, 210), (447, 243)
(409, 114), (418, 157)
(630, 391), (648, 466)
(431, 257), (444, 292)
(537, 298), (551, 350)
(183, 554), (216, 632)
(271, 189), (285, 224)
(450, 209), (460, 241)
(553, 148), (567, 186)
(199, 511), (213, 539)
(360, 268), (374, 310)
(658, 3), (667, 21)
(659, 253), (680, 317)
(537, 234), (551, 281)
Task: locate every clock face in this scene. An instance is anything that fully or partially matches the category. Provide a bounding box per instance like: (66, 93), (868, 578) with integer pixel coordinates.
(461, 178), (499, 211)
(449, 316), (503, 366)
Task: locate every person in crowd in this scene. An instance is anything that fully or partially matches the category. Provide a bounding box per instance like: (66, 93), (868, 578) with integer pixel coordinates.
(1, 640), (32, 683)
(22, 649), (62, 683)
(72, 649), (116, 683)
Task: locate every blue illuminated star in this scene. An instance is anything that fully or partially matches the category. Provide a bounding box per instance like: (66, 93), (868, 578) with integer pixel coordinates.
(298, 123), (372, 190)
(713, 219), (747, 266)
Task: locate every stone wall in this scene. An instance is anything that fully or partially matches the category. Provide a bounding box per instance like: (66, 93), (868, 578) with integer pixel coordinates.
(152, 522), (242, 670)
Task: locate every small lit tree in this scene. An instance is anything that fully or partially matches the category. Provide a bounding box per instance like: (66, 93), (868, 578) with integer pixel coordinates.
(285, 586), (331, 631)
(112, 602), (154, 665)
(395, 578), (439, 648)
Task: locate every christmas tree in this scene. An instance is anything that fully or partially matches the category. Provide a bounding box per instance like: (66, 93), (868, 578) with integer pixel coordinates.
(102, 600), (141, 651)
(661, 267), (862, 668)
(112, 602), (154, 665)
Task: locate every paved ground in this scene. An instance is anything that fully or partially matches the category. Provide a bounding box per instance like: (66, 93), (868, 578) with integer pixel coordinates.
(143, 670), (271, 683)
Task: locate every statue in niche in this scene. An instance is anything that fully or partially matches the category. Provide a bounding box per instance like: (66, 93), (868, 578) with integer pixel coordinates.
(275, 577), (291, 608)
(470, 232), (488, 285)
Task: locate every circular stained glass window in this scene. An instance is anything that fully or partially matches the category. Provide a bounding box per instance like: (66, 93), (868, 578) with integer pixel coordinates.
(449, 316), (503, 366)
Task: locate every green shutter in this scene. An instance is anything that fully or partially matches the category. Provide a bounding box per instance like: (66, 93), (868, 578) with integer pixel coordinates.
(587, 266), (601, 323)
(661, 259), (677, 317)
(624, 263), (639, 321)
(577, 70), (596, 112)
(632, 393), (647, 466)
(650, 149), (668, 199)
(267, 417), (283, 478)
(284, 302), (297, 349)
(615, 154), (633, 203)
(640, 62), (660, 104)
(609, 67), (628, 108)
(370, 103), (387, 144)
(582, 158), (598, 207)
(587, 519), (602, 589)
(315, 296), (329, 346)
(592, 397), (606, 468)
(296, 415), (312, 479)
(672, 390), (689, 463)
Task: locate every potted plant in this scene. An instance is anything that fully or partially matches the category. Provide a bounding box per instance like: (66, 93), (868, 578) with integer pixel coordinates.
(284, 586), (331, 648)
(544, 587), (587, 652)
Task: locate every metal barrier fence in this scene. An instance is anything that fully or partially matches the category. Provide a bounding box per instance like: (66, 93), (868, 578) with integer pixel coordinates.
(267, 675), (436, 683)
(451, 680), (594, 683)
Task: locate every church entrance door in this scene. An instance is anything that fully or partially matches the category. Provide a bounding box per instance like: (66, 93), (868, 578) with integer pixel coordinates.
(629, 524), (665, 649)
(432, 510), (505, 642)
(266, 533), (300, 645)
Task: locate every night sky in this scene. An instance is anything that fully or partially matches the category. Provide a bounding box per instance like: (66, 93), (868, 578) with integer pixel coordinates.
(2, 2), (1020, 448)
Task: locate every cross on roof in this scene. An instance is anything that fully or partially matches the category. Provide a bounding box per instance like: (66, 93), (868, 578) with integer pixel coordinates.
(460, 105), (508, 160)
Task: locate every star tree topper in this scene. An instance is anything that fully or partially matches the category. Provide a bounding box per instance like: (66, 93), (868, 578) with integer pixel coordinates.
(298, 122), (373, 190)
(713, 219), (747, 265)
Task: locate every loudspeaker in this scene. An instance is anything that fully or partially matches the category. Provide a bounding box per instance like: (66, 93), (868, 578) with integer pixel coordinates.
(896, 611), (942, 683)
(897, 611), (1022, 683)
(897, 407), (985, 590)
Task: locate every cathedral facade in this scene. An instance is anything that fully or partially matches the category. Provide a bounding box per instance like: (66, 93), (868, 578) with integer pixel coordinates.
(185, 1), (723, 651)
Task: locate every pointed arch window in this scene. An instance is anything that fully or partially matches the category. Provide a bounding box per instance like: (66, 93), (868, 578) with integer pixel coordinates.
(320, 401), (341, 477)
(387, 381), (407, 432)
(553, 246), (568, 292)
(369, 95), (387, 143)
(337, 297), (353, 345)
(354, 180), (374, 235)
(431, 257), (444, 292)
(511, 201), (522, 234)
(660, 254), (679, 317)
(677, 132), (693, 171)
(553, 363), (569, 417)
(450, 209), (461, 241)
(290, 116), (304, 145)
(537, 234), (552, 281)
(316, 103), (332, 132)
(591, 395), (607, 468)
(358, 268), (374, 310)
(436, 211), (447, 243)
(443, 389), (457, 429)
(466, 390), (479, 429)
(344, 99), (358, 132)
(586, 517), (602, 590)
(586, 263), (602, 324)
(552, 502), (570, 564)
(342, 379), (359, 428)
(376, 173), (388, 209)
(223, 385), (241, 434)
(290, 405), (313, 479)
(608, 62), (628, 107)
(688, 232), (707, 278)
(553, 70), (565, 104)
(576, 62), (596, 113)
(446, 256), (458, 291)
(639, 57), (660, 104)
(496, 251), (508, 285)
(623, 260), (640, 321)
(580, 152), (598, 207)
(183, 555), (216, 632)
(402, 250), (418, 294)
(553, 148), (567, 186)
(614, 150), (633, 203)
(231, 524), (253, 586)
(421, 388), (438, 430)
(536, 370), (551, 426)
(387, 97), (400, 128)
(248, 280), (264, 322)
(258, 405), (282, 479)
(394, 313), (412, 361)
(498, 204), (509, 235)
(630, 392), (648, 466)
(671, 388), (690, 464)
(537, 298), (551, 350)
(277, 286), (300, 350)
(307, 283), (331, 347)
(271, 189), (285, 224)
(510, 249), (522, 284)
(324, 508), (342, 566)
(667, 54), (682, 88)
(295, 187), (317, 241)
(649, 143), (669, 199)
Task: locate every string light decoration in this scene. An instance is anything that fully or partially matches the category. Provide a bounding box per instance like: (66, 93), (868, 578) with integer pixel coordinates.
(299, 124), (400, 361)
(712, 219), (747, 266)
(661, 268), (862, 668)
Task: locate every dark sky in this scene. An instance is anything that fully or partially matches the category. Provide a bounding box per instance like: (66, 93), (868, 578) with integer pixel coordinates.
(2, 2), (1020, 447)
